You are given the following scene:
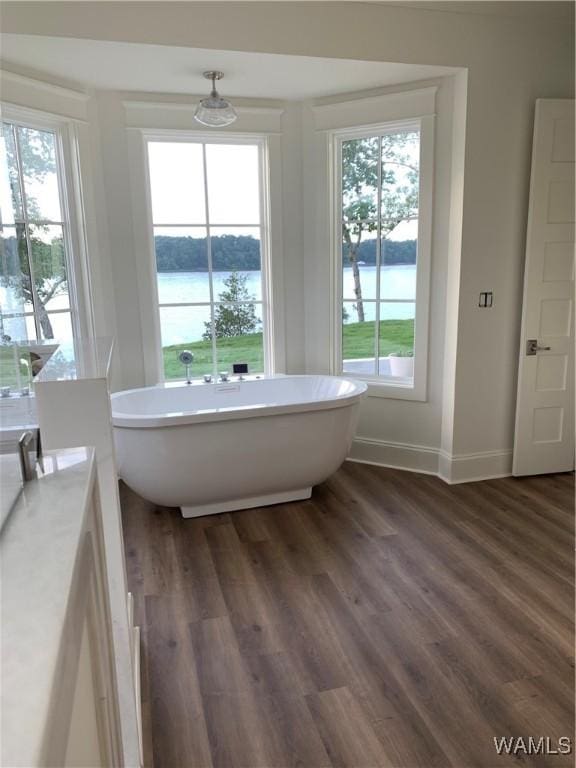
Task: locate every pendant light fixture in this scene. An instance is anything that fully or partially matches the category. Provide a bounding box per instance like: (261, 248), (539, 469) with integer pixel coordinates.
(194, 71), (237, 127)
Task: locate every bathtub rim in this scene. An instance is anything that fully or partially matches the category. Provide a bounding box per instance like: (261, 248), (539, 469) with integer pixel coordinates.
(111, 374), (367, 429)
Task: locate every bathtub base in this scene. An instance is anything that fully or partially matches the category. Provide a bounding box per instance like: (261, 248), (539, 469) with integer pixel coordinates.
(180, 487), (312, 518)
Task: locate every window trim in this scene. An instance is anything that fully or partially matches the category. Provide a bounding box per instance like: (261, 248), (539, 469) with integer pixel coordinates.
(330, 114), (434, 401)
(141, 131), (274, 383)
(0, 103), (95, 344)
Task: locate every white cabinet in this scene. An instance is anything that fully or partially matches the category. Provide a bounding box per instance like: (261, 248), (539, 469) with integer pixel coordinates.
(1, 449), (124, 767)
(34, 338), (142, 766)
(65, 621), (108, 767)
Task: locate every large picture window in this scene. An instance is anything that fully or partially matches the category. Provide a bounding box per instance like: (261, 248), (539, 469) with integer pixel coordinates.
(0, 120), (75, 343)
(333, 116), (433, 398)
(146, 138), (269, 380)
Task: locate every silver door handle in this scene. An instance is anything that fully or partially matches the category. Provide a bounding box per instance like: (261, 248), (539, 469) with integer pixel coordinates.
(526, 339), (551, 355)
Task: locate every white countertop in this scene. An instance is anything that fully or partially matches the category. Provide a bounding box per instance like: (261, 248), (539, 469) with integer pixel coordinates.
(0, 447), (96, 768)
(0, 452), (24, 531)
(0, 394), (40, 527)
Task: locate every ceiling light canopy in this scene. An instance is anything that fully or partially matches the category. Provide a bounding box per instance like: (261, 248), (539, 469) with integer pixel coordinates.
(194, 70), (237, 128)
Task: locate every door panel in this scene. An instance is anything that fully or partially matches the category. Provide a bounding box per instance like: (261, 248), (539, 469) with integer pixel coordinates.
(513, 99), (575, 476)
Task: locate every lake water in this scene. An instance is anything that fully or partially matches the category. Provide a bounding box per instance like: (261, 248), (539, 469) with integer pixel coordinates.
(0, 264), (416, 347)
(158, 264), (416, 346)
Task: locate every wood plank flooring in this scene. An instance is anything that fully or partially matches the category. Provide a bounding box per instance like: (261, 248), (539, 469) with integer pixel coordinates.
(121, 463), (575, 768)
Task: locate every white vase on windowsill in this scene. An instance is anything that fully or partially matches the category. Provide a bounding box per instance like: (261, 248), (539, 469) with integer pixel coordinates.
(389, 354), (414, 378)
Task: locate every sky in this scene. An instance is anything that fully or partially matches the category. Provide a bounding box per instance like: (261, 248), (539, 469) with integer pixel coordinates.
(0, 134), (417, 245)
(0, 131), (63, 235)
(0, 138), (20, 227)
(148, 140), (418, 242)
(148, 142), (261, 234)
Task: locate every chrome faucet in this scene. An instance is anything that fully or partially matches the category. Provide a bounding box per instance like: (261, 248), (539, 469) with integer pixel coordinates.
(178, 350), (194, 384)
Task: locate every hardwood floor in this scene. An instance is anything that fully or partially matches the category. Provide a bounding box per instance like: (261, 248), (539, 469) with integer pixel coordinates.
(121, 463), (575, 768)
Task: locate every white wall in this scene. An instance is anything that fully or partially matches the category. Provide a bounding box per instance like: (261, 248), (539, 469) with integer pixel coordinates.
(280, 101), (307, 373)
(94, 92), (147, 389)
(2, 1), (573, 481)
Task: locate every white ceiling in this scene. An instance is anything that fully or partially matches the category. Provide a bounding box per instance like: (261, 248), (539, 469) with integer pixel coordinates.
(383, 1), (574, 18)
(0, 35), (457, 100)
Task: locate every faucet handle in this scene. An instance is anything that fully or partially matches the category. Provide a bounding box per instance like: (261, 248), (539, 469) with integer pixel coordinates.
(178, 350), (194, 365)
(178, 350), (194, 385)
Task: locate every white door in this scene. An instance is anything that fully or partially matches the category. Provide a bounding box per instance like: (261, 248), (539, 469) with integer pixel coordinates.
(513, 99), (575, 476)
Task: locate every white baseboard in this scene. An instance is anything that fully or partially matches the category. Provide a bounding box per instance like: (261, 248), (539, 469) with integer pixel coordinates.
(349, 437), (440, 475)
(349, 437), (513, 484)
(438, 448), (513, 484)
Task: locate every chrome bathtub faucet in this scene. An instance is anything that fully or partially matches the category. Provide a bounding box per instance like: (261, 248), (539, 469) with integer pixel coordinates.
(178, 350), (194, 384)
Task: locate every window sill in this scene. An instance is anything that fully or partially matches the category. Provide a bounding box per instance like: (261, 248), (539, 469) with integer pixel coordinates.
(342, 374), (426, 402)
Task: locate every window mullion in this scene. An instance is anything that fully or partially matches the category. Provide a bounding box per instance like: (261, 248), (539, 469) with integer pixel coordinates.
(201, 143), (217, 378)
(13, 125), (42, 341)
(374, 136), (383, 377)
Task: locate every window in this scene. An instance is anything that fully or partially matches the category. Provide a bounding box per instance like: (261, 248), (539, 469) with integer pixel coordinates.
(146, 138), (269, 380)
(0, 120), (76, 343)
(333, 117), (433, 398)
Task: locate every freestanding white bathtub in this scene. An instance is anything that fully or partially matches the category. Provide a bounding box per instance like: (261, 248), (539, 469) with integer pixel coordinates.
(111, 375), (367, 518)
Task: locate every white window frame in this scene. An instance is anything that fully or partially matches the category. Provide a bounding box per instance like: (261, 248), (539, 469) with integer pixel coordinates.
(0, 103), (94, 344)
(141, 131), (274, 382)
(329, 111), (434, 402)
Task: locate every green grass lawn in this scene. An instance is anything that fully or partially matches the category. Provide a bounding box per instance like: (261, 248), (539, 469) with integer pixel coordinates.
(163, 318), (413, 379)
(0, 346), (34, 388)
(342, 318), (414, 360)
(163, 332), (264, 378)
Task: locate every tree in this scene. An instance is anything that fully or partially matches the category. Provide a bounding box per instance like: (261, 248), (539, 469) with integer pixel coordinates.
(1, 125), (67, 339)
(203, 272), (260, 339)
(1, 227), (66, 339)
(342, 133), (419, 322)
(154, 233), (261, 272)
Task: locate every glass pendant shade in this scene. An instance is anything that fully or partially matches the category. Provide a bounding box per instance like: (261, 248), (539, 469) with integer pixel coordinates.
(194, 72), (237, 127)
(194, 95), (237, 127)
